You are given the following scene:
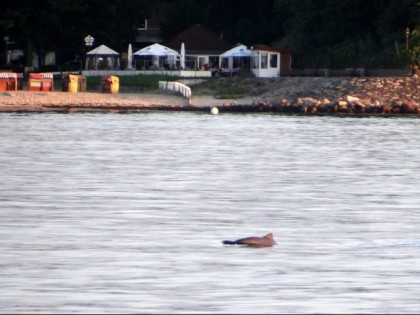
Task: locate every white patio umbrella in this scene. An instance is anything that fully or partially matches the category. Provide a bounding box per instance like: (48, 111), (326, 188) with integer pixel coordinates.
(127, 43), (133, 70)
(219, 44), (251, 69)
(134, 43), (179, 70)
(220, 44), (251, 58)
(180, 42), (186, 70)
(85, 44), (120, 70)
(133, 43), (179, 57)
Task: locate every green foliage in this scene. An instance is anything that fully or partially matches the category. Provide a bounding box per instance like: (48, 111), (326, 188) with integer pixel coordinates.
(275, 0), (419, 68)
(409, 27), (420, 66)
(0, 0), (151, 64)
(191, 76), (268, 99)
(0, 0), (418, 69)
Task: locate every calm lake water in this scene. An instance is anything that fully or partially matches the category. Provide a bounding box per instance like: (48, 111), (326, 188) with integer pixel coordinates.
(1, 112), (420, 314)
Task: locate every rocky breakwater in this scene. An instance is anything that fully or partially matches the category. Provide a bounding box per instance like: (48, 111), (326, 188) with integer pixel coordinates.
(219, 77), (419, 115)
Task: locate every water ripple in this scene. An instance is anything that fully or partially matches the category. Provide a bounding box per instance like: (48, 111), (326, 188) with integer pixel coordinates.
(1, 113), (420, 313)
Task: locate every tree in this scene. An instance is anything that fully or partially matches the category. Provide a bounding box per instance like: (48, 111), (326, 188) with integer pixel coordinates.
(0, 0), (151, 66)
(0, 0), (418, 69)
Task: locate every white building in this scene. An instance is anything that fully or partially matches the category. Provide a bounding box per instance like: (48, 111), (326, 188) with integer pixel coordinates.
(250, 44), (292, 78)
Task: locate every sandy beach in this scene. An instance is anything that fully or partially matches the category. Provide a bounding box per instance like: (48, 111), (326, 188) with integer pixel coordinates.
(0, 90), (233, 113)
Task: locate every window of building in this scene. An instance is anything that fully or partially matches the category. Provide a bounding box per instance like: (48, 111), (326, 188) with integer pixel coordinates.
(261, 53), (268, 69)
(252, 53), (259, 69)
(270, 54), (278, 68)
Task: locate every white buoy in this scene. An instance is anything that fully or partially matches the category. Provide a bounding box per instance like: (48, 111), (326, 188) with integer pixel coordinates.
(210, 107), (219, 115)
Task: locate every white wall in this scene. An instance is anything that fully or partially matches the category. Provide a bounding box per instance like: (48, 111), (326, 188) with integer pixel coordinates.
(251, 51), (280, 78)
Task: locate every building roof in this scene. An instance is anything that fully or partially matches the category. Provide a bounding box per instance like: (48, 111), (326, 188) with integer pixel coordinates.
(133, 43), (179, 56)
(135, 14), (164, 46)
(86, 44), (119, 56)
(220, 44), (252, 57)
(165, 24), (232, 55)
(251, 44), (292, 55)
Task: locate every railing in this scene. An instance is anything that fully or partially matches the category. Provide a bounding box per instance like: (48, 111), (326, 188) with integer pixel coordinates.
(159, 81), (192, 104)
(81, 69), (212, 78)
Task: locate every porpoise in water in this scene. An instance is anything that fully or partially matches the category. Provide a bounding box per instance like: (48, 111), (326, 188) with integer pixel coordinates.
(222, 233), (277, 248)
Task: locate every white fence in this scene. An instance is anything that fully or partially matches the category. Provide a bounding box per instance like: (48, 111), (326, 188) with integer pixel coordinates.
(159, 81), (192, 104)
(82, 69), (212, 78)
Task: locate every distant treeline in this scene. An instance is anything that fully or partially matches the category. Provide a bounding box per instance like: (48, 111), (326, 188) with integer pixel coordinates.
(0, 0), (418, 69)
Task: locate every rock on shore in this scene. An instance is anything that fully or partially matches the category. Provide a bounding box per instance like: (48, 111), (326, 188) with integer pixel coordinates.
(216, 76), (420, 115)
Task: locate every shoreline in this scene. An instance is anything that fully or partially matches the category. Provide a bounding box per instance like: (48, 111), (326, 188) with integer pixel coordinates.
(0, 76), (418, 115)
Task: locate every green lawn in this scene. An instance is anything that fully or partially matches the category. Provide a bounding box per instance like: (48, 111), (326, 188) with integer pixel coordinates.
(55, 73), (264, 99)
(85, 74), (180, 91)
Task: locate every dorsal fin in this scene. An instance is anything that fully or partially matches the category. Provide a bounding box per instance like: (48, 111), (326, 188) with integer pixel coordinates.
(264, 233), (274, 240)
